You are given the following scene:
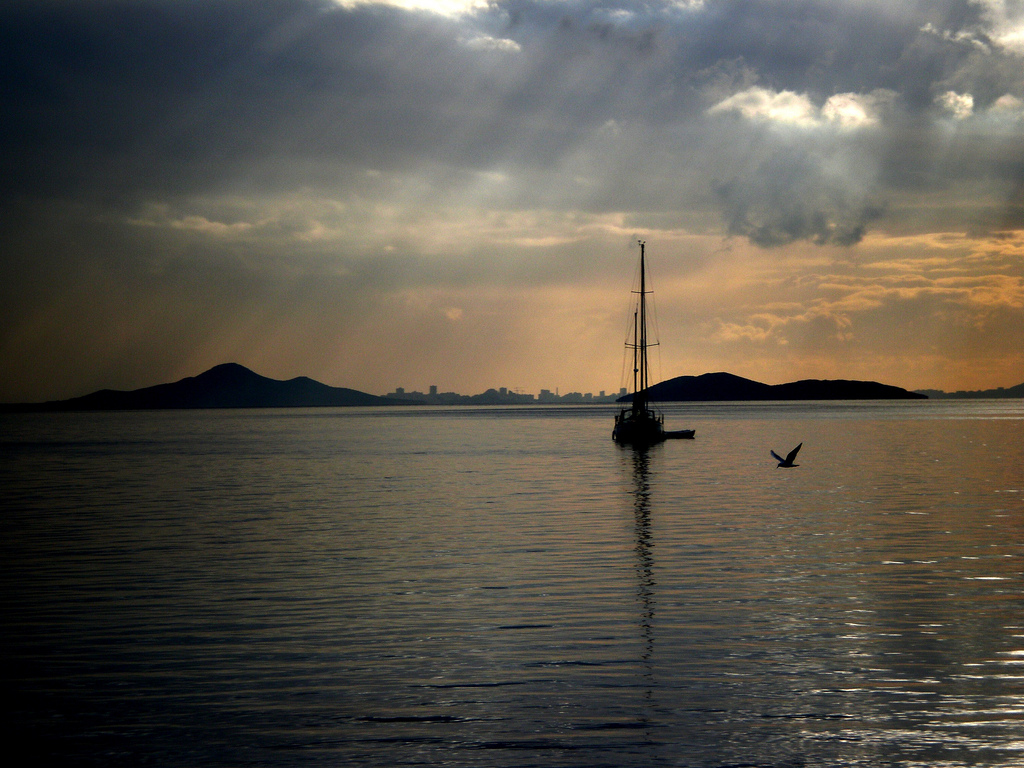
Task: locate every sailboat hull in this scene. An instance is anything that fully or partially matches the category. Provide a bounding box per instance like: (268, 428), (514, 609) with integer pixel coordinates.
(612, 409), (667, 444)
(612, 404), (696, 443)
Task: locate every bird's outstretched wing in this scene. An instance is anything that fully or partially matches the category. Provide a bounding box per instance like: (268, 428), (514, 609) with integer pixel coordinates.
(785, 443), (803, 463)
(770, 450), (785, 463)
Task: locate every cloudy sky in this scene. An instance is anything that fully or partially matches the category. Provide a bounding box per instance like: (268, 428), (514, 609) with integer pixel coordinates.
(2, 0), (1023, 401)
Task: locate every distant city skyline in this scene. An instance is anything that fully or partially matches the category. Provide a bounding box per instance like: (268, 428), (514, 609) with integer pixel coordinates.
(385, 385), (629, 405)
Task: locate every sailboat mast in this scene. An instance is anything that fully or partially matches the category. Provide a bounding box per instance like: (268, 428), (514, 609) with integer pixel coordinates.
(638, 240), (648, 400)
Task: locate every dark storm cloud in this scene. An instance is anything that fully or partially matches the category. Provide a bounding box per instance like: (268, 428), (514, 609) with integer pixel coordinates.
(714, 149), (887, 248)
(0, 0), (451, 201)
(0, 0), (688, 203)
(5, 0), (1022, 243)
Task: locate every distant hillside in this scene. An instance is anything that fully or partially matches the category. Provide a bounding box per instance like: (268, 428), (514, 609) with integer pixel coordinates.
(2, 365), (937, 412)
(915, 382), (1024, 399)
(620, 372), (927, 402)
(7, 363), (408, 411)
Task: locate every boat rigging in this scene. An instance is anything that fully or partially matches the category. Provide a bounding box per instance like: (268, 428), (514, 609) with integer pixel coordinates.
(612, 241), (695, 444)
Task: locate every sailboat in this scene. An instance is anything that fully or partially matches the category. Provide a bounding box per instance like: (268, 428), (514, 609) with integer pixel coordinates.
(612, 241), (695, 444)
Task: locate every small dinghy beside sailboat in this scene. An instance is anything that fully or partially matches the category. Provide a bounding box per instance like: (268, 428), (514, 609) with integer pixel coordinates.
(612, 241), (695, 445)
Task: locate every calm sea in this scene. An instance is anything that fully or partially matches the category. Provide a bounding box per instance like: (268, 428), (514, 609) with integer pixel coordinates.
(2, 401), (1023, 767)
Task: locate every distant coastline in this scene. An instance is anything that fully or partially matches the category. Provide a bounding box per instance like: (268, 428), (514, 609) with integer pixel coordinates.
(386, 371), (929, 404)
(8, 363), (1015, 412)
(913, 383), (1024, 399)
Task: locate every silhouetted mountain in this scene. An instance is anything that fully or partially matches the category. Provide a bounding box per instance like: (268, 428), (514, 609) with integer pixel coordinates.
(11, 363), (408, 411)
(619, 372), (926, 402)
(915, 382), (1024, 399)
(770, 378), (925, 400)
(644, 372), (773, 401)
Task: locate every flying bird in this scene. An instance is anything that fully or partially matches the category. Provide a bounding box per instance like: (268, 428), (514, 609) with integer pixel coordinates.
(771, 443), (802, 468)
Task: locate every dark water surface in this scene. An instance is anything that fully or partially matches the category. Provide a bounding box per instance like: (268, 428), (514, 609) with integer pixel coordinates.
(3, 401), (1023, 766)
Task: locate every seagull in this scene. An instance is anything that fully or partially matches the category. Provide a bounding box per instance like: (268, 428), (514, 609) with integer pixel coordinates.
(771, 443), (802, 468)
